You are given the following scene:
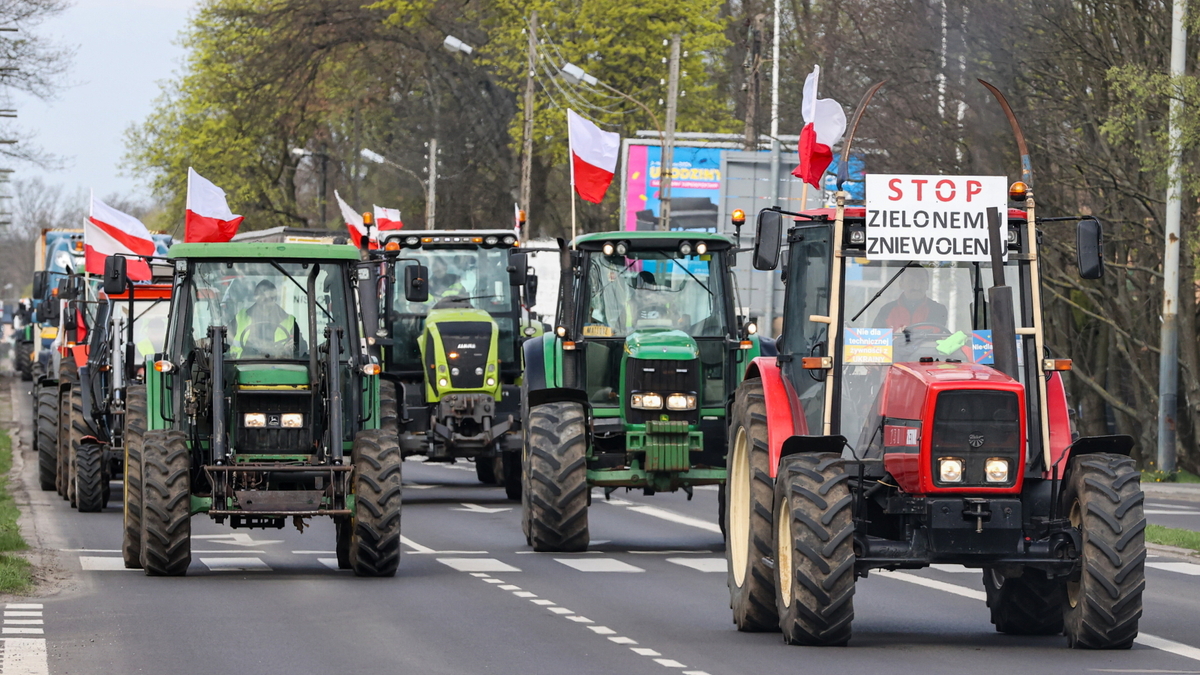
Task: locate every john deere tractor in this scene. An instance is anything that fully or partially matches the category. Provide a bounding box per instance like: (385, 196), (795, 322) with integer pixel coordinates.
(520, 231), (771, 551)
(116, 242), (405, 577)
(376, 230), (538, 499)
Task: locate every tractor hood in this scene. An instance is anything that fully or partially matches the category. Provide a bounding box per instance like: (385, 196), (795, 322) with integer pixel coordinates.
(623, 329), (699, 361)
(233, 363), (310, 389)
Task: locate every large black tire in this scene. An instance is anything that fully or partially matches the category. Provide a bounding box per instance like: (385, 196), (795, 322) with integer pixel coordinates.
(502, 451), (521, 502)
(718, 482), (727, 537)
(56, 359), (77, 499)
(15, 341), (32, 381)
(36, 385), (58, 491)
(525, 402), (589, 552)
(773, 453), (856, 646)
(335, 518), (352, 570)
(350, 428), (402, 577)
(475, 457), (497, 484)
(726, 379), (779, 632)
(140, 430), (192, 576)
(75, 442), (106, 512)
(984, 567), (1066, 635)
(379, 380), (398, 432)
(123, 385), (147, 568)
(1063, 453), (1146, 649)
(66, 384), (86, 508)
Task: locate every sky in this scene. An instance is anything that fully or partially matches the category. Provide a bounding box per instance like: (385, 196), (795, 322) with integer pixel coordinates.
(9, 0), (194, 201)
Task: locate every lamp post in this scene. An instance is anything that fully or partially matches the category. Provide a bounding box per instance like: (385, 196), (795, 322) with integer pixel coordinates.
(361, 148), (435, 229)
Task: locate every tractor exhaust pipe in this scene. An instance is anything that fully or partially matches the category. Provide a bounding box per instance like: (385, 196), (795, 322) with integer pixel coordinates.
(986, 207), (1019, 380)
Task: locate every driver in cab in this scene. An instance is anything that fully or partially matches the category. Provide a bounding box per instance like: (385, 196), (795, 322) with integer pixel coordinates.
(232, 280), (305, 357)
(873, 266), (948, 331)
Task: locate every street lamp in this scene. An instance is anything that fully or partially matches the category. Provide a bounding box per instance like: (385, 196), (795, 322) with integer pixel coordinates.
(291, 147), (330, 226)
(360, 148), (435, 229)
(559, 62), (672, 230)
(442, 35), (474, 55)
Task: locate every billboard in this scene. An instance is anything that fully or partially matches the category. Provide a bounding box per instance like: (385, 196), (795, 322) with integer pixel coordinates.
(623, 145), (723, 232)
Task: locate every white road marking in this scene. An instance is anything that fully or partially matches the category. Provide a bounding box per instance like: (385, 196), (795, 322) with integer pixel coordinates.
(547, 607), (574, 614)
(437, 558), (521, 573)
(513, 591), (537, 598)
(317, 559), (343, 571)
(588, 626), (616, 635)
(1145, 509), (1200, 515)
(401, 536), (487, 555)
(609, 637), (638, 645)
(3, 620), (42, 625)
(655, 659), (686, 668)
(1, 637), (49, 675)
(60, 549), (121, 553)
(666, 558), (726, 573)
(79, 557), (133, 571)
(1147, 562), (1200, 576)
(193, 533), (282, 547)
(683, 671), (713, 675)
(5, 605), (42, 610)
(4, 613), (41, 618)
(565, 616), (594, 624)
(453, 503), (512, 514)
(293, 550), (336, 554)
(498, 584), (522, 591)
(531, 599), (556, 605)
(880, 569), (1200, 662)
(631, 647), (661, 656)
(554, 558), (644, 573)
(200, 557), (270, 572)
(626, 505), (722, 534)
(1147, 503), (1197, 510)
(630, 550), (713, 555)
(483, 579), (504, 584)
(403, 484), (441, 489)
(929, 564), (982, 574)
(1, 629), (43, 635)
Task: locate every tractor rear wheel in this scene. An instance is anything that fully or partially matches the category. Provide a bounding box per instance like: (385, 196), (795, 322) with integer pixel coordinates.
(122, 385), (147, 568)
(66, 384), (86, 508)
(36, 385), (58, 491)
(75, 441), (106, 512)
(350, 428), (402, 577)
(984, 566), (1065, 635)
(1063, 453), (1146, 649)
(140, 430), (192, 576)
(15, 341), (32, 381)
(335, 518), (352, 569)
(502, 451), (521, 502)
(726, 379), (779, 632)
(525, 402), (589, 552)
(378, 380), (398, 432)
(717, 482), (727, 538)
(773, 453), (856, 646)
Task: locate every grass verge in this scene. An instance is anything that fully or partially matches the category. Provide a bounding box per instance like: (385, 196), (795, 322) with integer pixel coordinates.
(1146, 524), (1200, 553)
(0, 428), (32, 593)
(1142, 469), (1200, 483)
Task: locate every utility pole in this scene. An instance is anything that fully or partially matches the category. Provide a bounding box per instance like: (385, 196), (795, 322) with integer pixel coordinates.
(659, 34), (682, 231)
(319, 150), (329, 226)
(763, 0), (782, 337)
(742, 15), (764, 150)
(427, 138), (438, 230)
(1157, 0), (1187, 474)
(520, 11), (538, 240)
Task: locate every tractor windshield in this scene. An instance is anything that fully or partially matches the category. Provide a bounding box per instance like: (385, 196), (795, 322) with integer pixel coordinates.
(115, 299), (170, 361)
(839, 258), (1026, 446)
(182, 261), (349, 361)
(582, 251), (726, 338)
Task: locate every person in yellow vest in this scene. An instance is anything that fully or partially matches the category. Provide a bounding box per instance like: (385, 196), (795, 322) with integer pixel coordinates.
(135, 316), (166, 361)
(430, 258), (467, 300)
(232, 280), (305, 357)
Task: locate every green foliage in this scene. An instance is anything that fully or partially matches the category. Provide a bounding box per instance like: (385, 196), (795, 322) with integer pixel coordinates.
(1142, 468), (1200, 483)
(0, 429), (32, 594)
(1146, 524), (1200, 552)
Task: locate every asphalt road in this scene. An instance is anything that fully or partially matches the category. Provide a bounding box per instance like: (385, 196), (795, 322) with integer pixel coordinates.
(7, 377), (1200, 675)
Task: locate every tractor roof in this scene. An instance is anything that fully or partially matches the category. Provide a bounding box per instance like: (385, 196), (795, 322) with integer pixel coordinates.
(573, 230), (733, 252)
(167, 242), (362, 261)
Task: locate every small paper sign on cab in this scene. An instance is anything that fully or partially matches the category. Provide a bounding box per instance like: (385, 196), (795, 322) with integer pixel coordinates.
(863, 174), (1009, 262)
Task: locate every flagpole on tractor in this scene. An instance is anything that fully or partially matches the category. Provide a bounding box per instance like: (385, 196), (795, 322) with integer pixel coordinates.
(569, 121), (578, 245)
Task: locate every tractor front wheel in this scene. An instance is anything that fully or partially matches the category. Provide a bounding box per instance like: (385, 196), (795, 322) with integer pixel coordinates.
(773, 452), (856, 646)
(15, 342), (32, 381)
(525, 402), (589, 552)
(1063, 453), (1146, 649)
(140, 430), (192, 576)
(984, 566), (1066, 635)
(726, 379), (779, 632)
(35, 385), (58, 492)
(350, 429), (402, 577)
(502, 451), (521, 502)
(122, 385), (147, 568)
(66, 384), (86, 508)
(75, 441), (106, 512)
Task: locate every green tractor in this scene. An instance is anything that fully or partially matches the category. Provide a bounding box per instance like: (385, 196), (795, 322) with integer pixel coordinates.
(519, 231), (772, 551)
(115, 242), (407, 576)
(376, 230), (538, 499)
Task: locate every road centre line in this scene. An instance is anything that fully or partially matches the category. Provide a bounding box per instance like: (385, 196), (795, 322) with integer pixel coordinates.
(877, 570), (1200, 662)
(599, 499), (723, 535)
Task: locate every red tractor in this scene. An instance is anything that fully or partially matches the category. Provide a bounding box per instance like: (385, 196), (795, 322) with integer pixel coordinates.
(724, 82), (1144, 648)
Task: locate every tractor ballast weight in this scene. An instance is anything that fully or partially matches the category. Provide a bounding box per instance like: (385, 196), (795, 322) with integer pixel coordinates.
(725, 81), (1143, 648)
(129, 242), (401, 577)
(522, 232), (773, 552)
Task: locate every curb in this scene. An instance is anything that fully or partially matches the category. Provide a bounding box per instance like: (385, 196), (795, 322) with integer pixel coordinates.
(1147, 542), (1200, 562)
(1143, 482), (1200, 504)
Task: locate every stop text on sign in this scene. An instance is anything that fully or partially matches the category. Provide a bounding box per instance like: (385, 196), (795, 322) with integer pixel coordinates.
(864, 174), (1008, 262)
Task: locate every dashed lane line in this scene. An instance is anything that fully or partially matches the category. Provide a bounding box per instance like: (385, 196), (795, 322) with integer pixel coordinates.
(452, 567), (712, 675)
(199, 557), (271, 572)
(665, 558), (726, 573)
(554, 558), (645, 573)
(401, 536), (486, 555)
(1147, 562), (1200, 576)
(877, 570), (1200, 663)
(437, 558), (521, 573)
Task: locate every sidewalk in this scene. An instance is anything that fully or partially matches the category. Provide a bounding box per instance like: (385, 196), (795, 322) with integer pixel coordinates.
(1143, 481), (1200, 504)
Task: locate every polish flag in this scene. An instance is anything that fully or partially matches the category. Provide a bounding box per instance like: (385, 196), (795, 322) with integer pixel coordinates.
(567, 109), (620, 204)
(374, 205), (403, 231)
(336, 190), (373, 247)
(792, 66), (847, 189)
(185, 168), (244, 243)
(86, 195), (156, 281)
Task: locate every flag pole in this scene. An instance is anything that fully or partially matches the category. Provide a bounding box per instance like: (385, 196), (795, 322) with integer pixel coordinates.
(569, 116), (578, 245)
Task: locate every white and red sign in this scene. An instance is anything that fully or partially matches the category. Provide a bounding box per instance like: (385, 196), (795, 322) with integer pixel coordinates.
(185, 168), (243, 243)
(792, 65), (846, 189)
(864, 174), (1008, 262)
(86, 196), (155, 281)
(374, 205), (403, 231)
(567, 109), (620, 204)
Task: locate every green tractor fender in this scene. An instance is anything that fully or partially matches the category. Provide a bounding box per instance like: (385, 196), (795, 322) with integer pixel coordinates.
(522, 333), (587, 409)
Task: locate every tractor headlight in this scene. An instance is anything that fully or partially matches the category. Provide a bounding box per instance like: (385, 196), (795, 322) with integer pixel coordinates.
(631, 392), (663, 410)
(615, 241), (629, 255)
(666, 393), (697, 410)
(679, 241), (693, 256)
(938, 457), (964, 483)
(475, 367), (484, 375)
(503, 235), (516, 245)
(405, 236), (420, 246)
(281, 413), (304, 428)
(244, 413), (266, 428)
(486, 377), (496, 387)
(451, 367), (460, 376)
(985, 458), (1010, 483)
(485, 236), (499, 246)
(695, 242), (707, 255)
(438, 378), (449, 387)
(602, 242), (615, 256)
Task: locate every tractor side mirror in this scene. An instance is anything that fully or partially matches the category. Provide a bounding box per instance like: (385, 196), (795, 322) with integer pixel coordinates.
(63, 304), (77, 332)
(508, 252), (529, 286)
(1077, 217), (1104, 280)
(404, 264), (429, 303)
(526, 273), (538, 306)
(32, 271), (47, 299)
(753, 209), (784, 271)
(103, 256), (129, 296)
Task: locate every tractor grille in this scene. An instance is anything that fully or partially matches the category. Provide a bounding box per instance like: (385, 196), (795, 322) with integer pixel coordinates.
(436, 321), (492, 390)
(930, 390), (1021, 487)
(235, 393), (313, 454)
(623, 358), (700, 425)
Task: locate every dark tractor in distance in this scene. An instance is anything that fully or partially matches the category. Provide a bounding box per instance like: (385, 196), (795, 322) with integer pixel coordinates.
(377, 230), (536, 499)
(725, 81), (1144, 648)
(123, 242), (405, 577)
(521, 231), (772, 552)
